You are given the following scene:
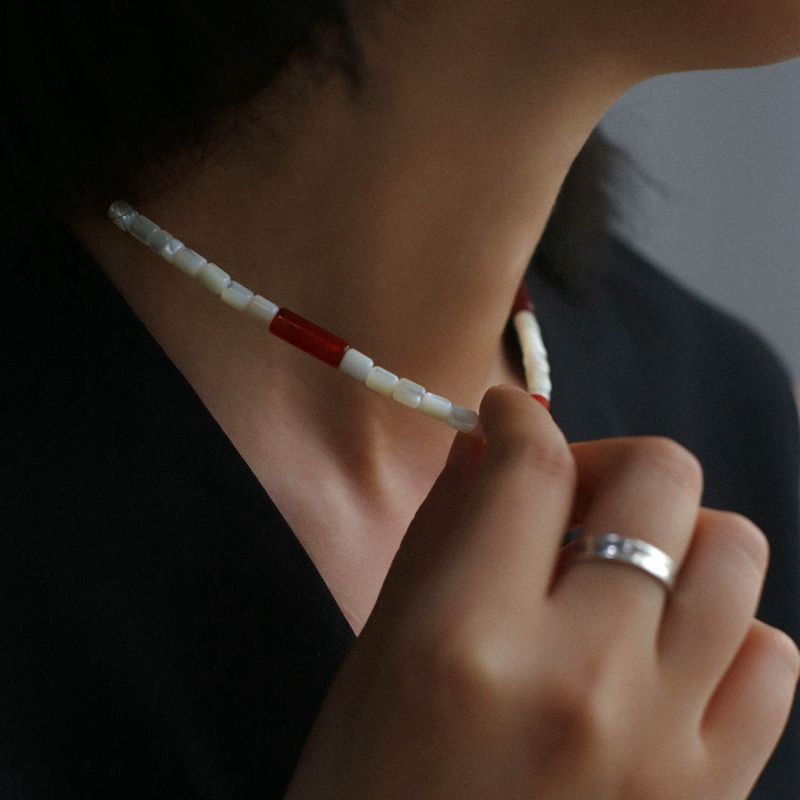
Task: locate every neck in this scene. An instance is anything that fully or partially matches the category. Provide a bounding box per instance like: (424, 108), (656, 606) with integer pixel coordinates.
(75, 12), (632, 502)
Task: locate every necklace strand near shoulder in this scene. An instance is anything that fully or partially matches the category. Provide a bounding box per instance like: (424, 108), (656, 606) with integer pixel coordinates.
(107, 200), (552, 437)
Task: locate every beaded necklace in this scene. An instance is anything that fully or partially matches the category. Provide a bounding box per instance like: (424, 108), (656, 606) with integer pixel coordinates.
(108, 200), (552, 436)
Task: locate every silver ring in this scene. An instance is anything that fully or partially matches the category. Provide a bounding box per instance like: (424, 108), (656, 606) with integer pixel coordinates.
(567, 533), (678, 594)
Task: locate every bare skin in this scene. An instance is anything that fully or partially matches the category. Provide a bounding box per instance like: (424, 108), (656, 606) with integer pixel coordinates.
(75, 7), (619, 631)
(283, 386), (799, 799)
(70, 1), (800, 796)
(74, 2), (800, 637)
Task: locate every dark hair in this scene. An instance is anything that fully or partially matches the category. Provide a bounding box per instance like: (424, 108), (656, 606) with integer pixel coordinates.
(1, 1), (634, 293)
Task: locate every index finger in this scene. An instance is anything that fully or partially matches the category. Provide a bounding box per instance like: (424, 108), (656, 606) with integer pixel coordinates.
(433, 384), (577, 624)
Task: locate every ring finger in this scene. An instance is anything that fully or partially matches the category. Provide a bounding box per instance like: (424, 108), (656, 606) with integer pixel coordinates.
(549, 437), (704, 652)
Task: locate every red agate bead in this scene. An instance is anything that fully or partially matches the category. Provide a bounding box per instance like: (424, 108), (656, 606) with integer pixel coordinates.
(532, 393), (550, 411)
(269, 308), (349, 367)
(512, 281), (536, 315)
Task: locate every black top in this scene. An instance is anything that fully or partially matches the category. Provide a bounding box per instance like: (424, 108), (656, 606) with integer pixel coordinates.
(3, 227), (798, 799)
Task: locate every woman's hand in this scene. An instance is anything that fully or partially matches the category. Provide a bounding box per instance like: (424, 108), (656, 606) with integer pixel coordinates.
(285, 384), (799, 799)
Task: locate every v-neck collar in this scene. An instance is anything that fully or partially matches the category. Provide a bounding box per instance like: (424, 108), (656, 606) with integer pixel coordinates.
(54, 229), (360, 644)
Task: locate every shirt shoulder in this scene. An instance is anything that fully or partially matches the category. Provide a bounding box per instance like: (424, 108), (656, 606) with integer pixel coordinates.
(605, 234), (799, 423)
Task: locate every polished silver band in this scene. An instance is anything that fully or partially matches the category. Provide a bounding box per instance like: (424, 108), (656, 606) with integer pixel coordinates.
(567, 533), (678, 593)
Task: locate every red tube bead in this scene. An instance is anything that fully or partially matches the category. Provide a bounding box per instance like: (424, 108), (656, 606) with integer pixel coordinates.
(269, 308), (349, 367)
(511, 281), (536, 315)
(532, 393), (550, 412)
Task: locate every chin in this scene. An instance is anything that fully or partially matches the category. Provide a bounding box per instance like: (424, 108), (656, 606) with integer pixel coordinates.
(637, 1), (800, 76)
(691, 1), (800, 70)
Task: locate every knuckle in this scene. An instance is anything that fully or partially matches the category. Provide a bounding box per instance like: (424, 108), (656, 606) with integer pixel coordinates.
(420, 625), (520, 711)
(629, 437), (704, 496)
(534, 676), (619, 765)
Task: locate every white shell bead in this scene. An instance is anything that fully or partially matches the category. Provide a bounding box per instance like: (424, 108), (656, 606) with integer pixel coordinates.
(447, 404), (479, 433)
(128, 214), (160, 246)
(197, 263), (231, 295)
(159, 237), (185, 263)
(513, 310), (551, 397)
(173, 247), (208, 277)
(147, 228), (173, 255)
(392, 378), (425, 409)
(108, 201), (137, 231)
(420, 392), (453, 421)
(365, 366), (398, 397)
(339, 348), (373, 382)
(221, 281), (254, 311)
(246, 295), (279, 325)
(531, 380), (552, 398)
(107, 199), (133, 218)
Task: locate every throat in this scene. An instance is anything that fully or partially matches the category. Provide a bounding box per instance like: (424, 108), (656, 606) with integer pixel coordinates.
(271, 483), (422, 636)
(232, 326), (529, 635)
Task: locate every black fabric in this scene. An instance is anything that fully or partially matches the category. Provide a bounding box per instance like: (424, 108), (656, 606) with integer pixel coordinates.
(3, 226), (798, 798)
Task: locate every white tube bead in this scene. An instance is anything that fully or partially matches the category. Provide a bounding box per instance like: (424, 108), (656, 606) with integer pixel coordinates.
(420, 392), (453, 422)
(339, 348), (373, 382)
(531, 379), (552, 398)
(173, 247), (208, 277)
(158, 237), (185, 263)
(197, 263), (231, 295)
(107, 199), (133, 219)
(529, 377), (552, 398)
(513, 310), (551, 397)
(365, 366), (398, 397)
(447, 404), (479, 433)
(107, 201), (137, 231)
(128, 214), (160, 246)
(513, 310), (544, 346)
(147, 228), (173, 255)
(392, 378), (425, 409)
(221, 281), (255, 311)
(246, 295), (279, 325)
